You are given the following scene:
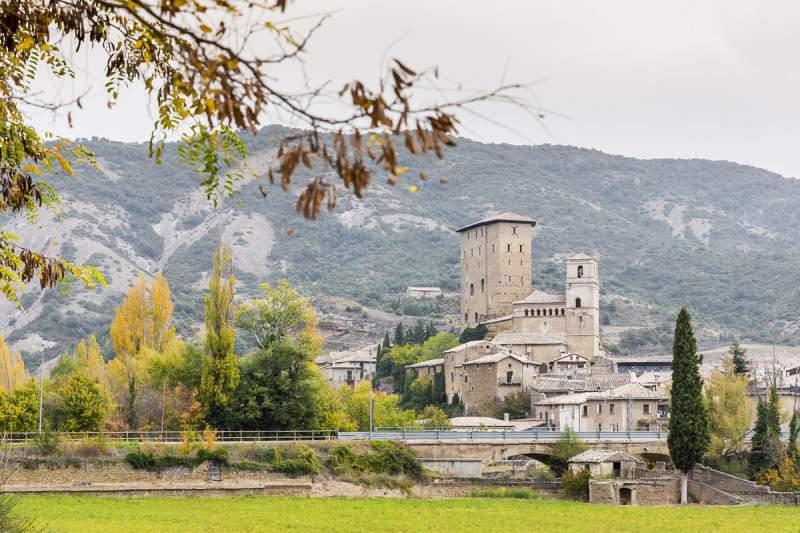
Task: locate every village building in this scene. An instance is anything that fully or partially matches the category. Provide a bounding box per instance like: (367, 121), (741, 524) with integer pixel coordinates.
(458, 351), (540, 416)
(532, 382), (669, 431)
(528, 373), (631, 400)
(317, 345), (378, 389)
(405, 286), (443, 299)
(442, 340), (499, 403)
(547, 353), (592, 374)
(569, 449), (645, 478)
(405, 358), (444, 382)
(610, 355), (673, 376)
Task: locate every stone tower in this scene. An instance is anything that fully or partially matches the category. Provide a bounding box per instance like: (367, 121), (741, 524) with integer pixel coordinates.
(565, 253), (600, 356)
(457, 213), (536, 327)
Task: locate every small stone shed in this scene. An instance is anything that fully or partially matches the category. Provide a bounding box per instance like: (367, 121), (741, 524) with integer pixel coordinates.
(568, 449), (645, 478)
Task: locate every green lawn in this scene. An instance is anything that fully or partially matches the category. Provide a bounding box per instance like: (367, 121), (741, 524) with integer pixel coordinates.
(16, 495), (800, 532)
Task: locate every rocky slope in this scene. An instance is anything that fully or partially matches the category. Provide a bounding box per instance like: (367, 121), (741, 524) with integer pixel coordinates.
(3, 126), (799, 365)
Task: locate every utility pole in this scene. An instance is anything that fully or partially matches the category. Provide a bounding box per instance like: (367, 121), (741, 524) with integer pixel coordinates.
(368, 383), (374, 440)
(38, 349), (44, 433)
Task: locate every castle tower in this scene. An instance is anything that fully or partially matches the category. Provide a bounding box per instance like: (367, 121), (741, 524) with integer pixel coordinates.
(457, 213), (536, 327)
(565, 253), (600, 356)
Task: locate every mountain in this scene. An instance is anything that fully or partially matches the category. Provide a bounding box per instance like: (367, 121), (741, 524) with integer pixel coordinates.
(3, 125), (799, 366)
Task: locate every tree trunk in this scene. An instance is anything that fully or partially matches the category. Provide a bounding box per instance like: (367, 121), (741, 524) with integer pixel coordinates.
(680, 471), (688, 504)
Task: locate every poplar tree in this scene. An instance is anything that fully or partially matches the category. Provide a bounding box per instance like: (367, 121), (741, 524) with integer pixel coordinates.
(200, 243), (239, 428)
(394, 323), (405, 347)
(668, 307), (709, 504)
(750, 385), (783, 477)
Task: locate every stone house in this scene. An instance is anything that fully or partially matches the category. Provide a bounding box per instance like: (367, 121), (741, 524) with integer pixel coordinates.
(569, 449), (645, 478)
(490, 331), (565, 363)
(442, 340), (499, 403)
(318, 346), (377, 389)
(547, 353), (591, 374)
(528, 373), (631, 401)
(532, 382), (669, 431)
(405, 286), (442, 299)
(405, 358), (444, 382)
(459, 351), (540, 416)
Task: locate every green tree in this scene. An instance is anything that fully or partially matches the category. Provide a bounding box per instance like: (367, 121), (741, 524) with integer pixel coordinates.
(498, 391), (529, 420)
(668, 307), (709, 504)
(704, 359), (753, 459)
(382, 332), (392, 352)
(200, 243), (239, 427)
(420, 405), (452, 429)
(729, 341), (750, 376)
(235, 280), (322, 354)
(232, 342), (319, 430)
(342, 381), (416, 431)
(459, 325), (487, 343)
(0, 382), (39, 432)
(750, 385), (783, 478)
(55, 373), (108, 432)
(788, 410), (800, 463)
(551, 428), (586, 475)
(394, 323), (405, 347)
(403, 376), (433, 411)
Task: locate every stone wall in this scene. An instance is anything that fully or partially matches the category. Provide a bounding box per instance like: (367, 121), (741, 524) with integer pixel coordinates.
(589, 476), (679, 505)
(419, 458), (482, 479)
(688, 480), (743, 505)
(4, 460), (281, 486)
(690, 465), (770, 496)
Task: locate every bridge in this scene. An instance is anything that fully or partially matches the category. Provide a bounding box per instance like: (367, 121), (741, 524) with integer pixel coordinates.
(339, 430), (673, 464)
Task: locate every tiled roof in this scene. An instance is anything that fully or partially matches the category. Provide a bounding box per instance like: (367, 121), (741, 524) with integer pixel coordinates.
(591, 382), (668, 400)
(549, 353), (590, 364)
(534, 392), (592, 406)
(442, 340), (495, 353)
(406, 358), (445, 369)
(515, 290), (566, 305)
(529, 373), (631, 394)
(569, 449), (645, 464)
(456, 212), (536, 233)
(492, 332), (566, 346)
(449, 416), (515, 428)
(462, 351), (535, 366)
(611, 355), (674, 364)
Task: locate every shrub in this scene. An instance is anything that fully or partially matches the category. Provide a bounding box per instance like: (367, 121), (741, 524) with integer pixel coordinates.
(73, 437), (110, 458)
(203, 427), (217, 452)
(528, 466), (555, 481)
(272, 445), (321, 477)
(228, 461), (271, 472)
(365, 441), (424, 479)
(469, 487), (541, 499)
(328, 445), (364, 475)
(33, 429), (60, 456)
(196, 447), (229, 465)
(562, 469), (591, 501)
(125, 449), (156, 471)
(249, 447), (282, 465)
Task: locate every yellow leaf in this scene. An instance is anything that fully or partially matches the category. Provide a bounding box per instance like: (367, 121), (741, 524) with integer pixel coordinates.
(394, 166), (409, 175)
(22, 164), (42, 176)
(200, 24), (213, 34)
(408, 185), (419, 193)
(17, 36), (34, 52)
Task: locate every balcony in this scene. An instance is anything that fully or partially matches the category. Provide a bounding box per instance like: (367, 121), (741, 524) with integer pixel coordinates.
(498, 380), (522, 386)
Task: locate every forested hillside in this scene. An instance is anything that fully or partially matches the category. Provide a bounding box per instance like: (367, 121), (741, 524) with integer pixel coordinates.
(2, 125), (798, 365)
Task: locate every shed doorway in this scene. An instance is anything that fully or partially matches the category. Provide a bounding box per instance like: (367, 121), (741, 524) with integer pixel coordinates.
(613, 461), (621, 477)
(619, 487), (633, 505)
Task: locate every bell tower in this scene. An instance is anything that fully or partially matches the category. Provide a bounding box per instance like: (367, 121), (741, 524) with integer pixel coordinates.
(457, 212), (536, 327)
(565, 253), (600, 356)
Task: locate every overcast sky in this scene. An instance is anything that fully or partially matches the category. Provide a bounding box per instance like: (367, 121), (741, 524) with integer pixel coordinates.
(29, 1), (800, 177)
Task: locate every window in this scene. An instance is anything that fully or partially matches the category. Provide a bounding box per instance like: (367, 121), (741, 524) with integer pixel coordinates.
(561, 308), (565, 316)
(609, 404), (615, 415)
(451, 372), (454, 383)
(597, 404), (603, 415)
(506, 371), (514, 384)
(549, 308), (553, 316)
(536, 309), (540, 316)
(582, 406), (588, 417)
(577, 265), (584, 278)
(524, 310), (529, 317)
(469, 283), (474, 296)
(464, 374), (469, 383)
(512, 226), (517, 235)
(464, 313), (468, 322)
(492, 244), (495, 253)
(481, 279), (485, 293)
(474, 312), (478, 323)
(478, 246), (481, 256)
(507, 243), (511, 252)
(519, 244), (523, 253)
(643, 404), (650, 415)
(575, 298), (582, 308)
(597, 423), (602, 432)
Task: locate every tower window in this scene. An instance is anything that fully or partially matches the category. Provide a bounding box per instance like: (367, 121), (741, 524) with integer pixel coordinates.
(465, 313), (468, 322)
(492, 244), (495, 253)
(536, 309), (540, 317)
(519, 244), (523, 253)
(512, 226), (517, 235)
(575, 298), (582, 308)
(474, 312), (478, 323)
(480, 279), (485, 293)
(470, 283), (474, 296)
(478, 246), (481, 256)
(507, 243), (511, 252)
(561, 308), (565, 316)
(577, 265), (584, 278)
(525, 310), (529, 316)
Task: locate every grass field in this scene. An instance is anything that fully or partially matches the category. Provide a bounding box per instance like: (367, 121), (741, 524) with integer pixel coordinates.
(15, 495), (800, 532)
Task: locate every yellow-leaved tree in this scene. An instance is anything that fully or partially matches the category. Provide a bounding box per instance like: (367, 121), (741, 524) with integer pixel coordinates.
(0, 334), (30, 394)
(108, 272), (177, 429)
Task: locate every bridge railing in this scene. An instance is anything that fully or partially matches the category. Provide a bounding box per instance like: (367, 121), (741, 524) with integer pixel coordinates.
(0, 430), (338, 443)
(339, 430), (671, 442)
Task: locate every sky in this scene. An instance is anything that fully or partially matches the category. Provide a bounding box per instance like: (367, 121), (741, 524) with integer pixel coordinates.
(28, 0), (800, 178)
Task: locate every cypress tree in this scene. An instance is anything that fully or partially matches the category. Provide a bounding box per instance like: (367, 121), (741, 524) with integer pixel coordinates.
(788, 410), (800, 463)
(667, 307), (709, 504)
(383, 331), (391, 351)
(749, 387), (782, 478)
(730, 341), (750, 375)
(394, 322), (405, 346)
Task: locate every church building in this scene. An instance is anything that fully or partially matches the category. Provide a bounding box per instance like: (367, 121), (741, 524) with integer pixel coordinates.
(457, 212), (601, 361)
